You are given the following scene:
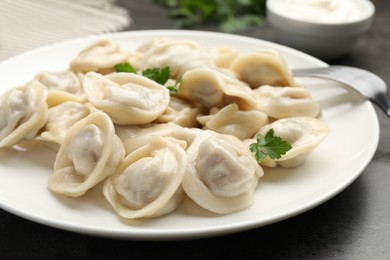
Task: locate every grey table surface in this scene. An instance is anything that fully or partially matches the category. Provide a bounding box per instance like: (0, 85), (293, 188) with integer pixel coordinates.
(1, 0), (389, 259)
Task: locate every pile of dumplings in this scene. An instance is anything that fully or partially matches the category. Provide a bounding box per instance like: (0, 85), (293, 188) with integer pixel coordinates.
(0, 38), (329, 219)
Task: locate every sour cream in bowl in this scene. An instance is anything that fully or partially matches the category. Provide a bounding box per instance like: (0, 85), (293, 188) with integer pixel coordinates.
(266, 0), (375, 61)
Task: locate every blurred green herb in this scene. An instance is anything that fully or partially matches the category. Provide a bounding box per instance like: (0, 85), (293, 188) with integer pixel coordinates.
(154, 0), (267, 33)
(142, 66), (171, 85)
(166, 75), (182, 93)
(114, 63), (179, 93)
(114, 62), (137, 73)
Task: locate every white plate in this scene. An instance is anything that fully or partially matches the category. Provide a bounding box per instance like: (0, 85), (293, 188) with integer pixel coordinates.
(0, 30), (379, 240)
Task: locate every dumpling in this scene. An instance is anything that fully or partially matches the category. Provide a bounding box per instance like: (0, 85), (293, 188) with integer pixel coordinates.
(182, 130), (263, 214)
(254, 85), (320, 119)
(103, 136), (187, 219)
(154, 96), (202, 128)
(230, 49), (296, 88)
(138, 39), (215, 78)
(115, 122), (180, 155)
(82, 72), (170, 125)
(208, 47), (239, 69)
(34, 70), (86, 107)
(125, 51), (143, 71)
(40, 101), (92, 146)
(135, 38), (169, 52)
(197, 103), (269, 140)
(48, 111), (125, 197)
(0, 80), (48, 148)
(69, 39), (129, 73)
(255, 117), (329, 168)
(177, 67), (257, 110)
(171, 125), (205, 148)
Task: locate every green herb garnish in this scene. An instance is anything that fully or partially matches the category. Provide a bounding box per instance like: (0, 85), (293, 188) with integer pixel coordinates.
(114, 64), (178, 92)
(142, 66), (171, 85)
(114, 62), (137, 73)
(249, 128), (292, 163)
(166, 75), (182, 94)
(166, 86), (178, 93)
(154, 0), (266, 33)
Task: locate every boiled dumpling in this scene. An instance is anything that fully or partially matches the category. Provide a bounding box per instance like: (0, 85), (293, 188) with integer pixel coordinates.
(230, 49), (296, 88)
(182, 130), (263, 214)
(255, 117), (329, 168)
(177, 67), (256, 110)
(197, 103), (269, 140)
(48, 111), (125, 197)
(69, 39), (129, 73)
(138, 39), (215, 78)
(135, 38), (170, 52)
(82, 72), (170, 125)
(103, 136), (187, 219)
(125, 51), (143, 71)
(40, 102), (92, 146)
(208, 47), (239, 69)
(0, 80), (48, 148)
(171, 125), (205, 148)
(115, 122), (180, 155)
(254, 85), (320, 119)
(155, 96), (202, 128)
(34, 70), (86, 107)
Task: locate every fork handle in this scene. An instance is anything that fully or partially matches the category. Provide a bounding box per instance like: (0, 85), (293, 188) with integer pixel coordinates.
(292, 67), (390, 118)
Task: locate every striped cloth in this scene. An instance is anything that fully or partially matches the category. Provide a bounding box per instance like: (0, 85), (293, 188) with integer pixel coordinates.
(0, 0), (131, 61)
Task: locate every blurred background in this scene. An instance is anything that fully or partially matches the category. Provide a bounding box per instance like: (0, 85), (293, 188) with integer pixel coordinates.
(0, 0), (384, 63)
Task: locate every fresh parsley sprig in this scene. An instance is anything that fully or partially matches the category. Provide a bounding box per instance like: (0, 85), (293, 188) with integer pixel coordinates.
(249, 128), (292, 163)
(114, 63), (178, 92)
(142, 66), (171, 85)
(166, 75), (182, 94)
(114, 62), (137, 73)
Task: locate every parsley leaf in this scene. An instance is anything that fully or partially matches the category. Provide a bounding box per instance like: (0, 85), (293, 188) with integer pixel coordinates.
(166, 75), (182, 94)
(114, 62), (136, 73)
(114, 63), (175, 89)
(142, 66), (171, 85)
(249, 128), (292, 163)
(167, 86), (178, 93)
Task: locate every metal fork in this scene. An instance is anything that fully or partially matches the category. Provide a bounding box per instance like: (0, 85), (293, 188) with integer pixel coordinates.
(292, 65), (390, 118)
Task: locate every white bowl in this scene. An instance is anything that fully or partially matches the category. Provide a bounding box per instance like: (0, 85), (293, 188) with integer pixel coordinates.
(266, 0), (375, 61)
